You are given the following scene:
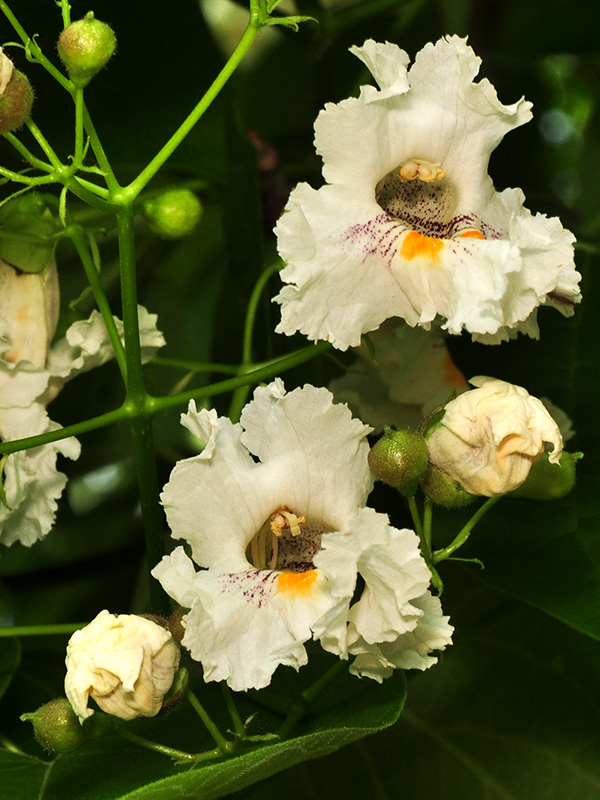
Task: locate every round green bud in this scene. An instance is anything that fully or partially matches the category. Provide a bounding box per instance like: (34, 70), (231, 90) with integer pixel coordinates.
(57, 13), (116, 88)
(510, 451), (582, 500)
(0, 70), (34, 133)
(420, 463), (477, 509)
(21, 698), (86, 754)
(142, 189), (203, 240)
(368, 428), (429, 497)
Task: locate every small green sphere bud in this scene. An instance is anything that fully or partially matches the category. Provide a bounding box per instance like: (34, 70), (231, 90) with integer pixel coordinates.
(368, 427), (429, 497)
(0, 70), (34, 133)
(21, 698), (86, 754)
(58, 13), (116, 88)
(142, 189), (203, 240)
(510, 451), (582, 500)
(420, 463), (477, 509)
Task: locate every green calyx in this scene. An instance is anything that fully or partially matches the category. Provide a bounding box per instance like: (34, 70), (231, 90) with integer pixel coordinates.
(510, 450), (582, 500)
(0, 70), (34, 133)
(420, 463), (477, 509)
(58, 13), (117, 88)
(21, 698), (86, 754)
(368, 427), (429, 497)
(0, 193), (58, 273)
(142, 189), (203, 240)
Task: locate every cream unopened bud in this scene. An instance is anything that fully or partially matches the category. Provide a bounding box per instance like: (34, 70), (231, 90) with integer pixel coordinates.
(0, 258), (59, 368)
(65, 610), (181, 723)
(426, 377), (563, 497)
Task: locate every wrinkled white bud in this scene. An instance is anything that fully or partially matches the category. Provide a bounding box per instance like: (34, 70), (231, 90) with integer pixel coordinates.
(0, 48), (14, 96)
(65, 610), (180, 723)
(426, 376), (563, 496)
(0, 258), (60, 368)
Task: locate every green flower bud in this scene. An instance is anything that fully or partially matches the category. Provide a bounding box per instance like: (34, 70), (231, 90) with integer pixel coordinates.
(0, 193), (58, 274)
(420, 463), (477, 508)
(368, 427), (428, 497)
(510, 450), (582, 500)
(142, 189), (203, 240)
(21, 698), (87, 754)
(57, 13), (116, 88)
(0, 69), (34, 133)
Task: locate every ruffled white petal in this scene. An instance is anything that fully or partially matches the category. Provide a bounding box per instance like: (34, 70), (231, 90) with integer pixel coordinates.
(275, 36), (580, 350)
(153, 548), (342, 692)
(161, 382), (373, 570)
(46, 306), (165, 391)
(349, 593), (453, 681)
(0, 402), (80, 547)
(156, 382), (450, 690)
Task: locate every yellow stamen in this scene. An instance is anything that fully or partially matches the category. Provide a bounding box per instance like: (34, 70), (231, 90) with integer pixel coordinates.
(270, 507), (305, 537)
(277, 570), (318, 596)
(399, 158), (446, 183)
(400, 231), (444, 262)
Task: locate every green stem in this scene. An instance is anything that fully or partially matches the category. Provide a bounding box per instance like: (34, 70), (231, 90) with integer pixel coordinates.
(0, 1), (72, 91)
(410, 496), (443, 594)
(74, 87), (84, 166)
(407, 495), (423, 540)
(432, 496), (501, 564)
(152, 356), (239, 376)
(117, 728), (222, 764)
(117, 207), (145, 397)
(0, 168), (55, 186)
(187, 689), (234, 754)
(82, 107), (121, 194)
(242, 261), (281, 365)
(221, 684), (247, 738)
(124, 19), (261, 199)
(149, 342), (331, 415)
(423, 497), (433, 553)
(67, 225), (127, 381)
(0, 623), (83, 637)
(0, 406), (129, 456)
(25, 119), (62, 169)
(129, 414), (170, 614)
(59, 0), (71, 28)
(278, 659), (348, 740)
(2, 133), (53, 171)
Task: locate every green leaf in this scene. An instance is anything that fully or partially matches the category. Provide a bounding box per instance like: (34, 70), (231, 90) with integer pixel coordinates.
(0, 670), (405, 799)
(234, 579), (600, 800)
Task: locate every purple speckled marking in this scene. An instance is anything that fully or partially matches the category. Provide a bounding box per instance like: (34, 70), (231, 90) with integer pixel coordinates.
(224, 569), (278, 610)
(342, 168), (504, 266)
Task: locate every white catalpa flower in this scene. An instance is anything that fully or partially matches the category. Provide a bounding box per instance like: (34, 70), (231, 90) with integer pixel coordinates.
(65, 610), (180, 722)
(330, 322), (467, 432)
(274, 36), (581, 350)
(152, 381), (452, 692)
(0, 303), (165, 547)
(426, 376), (563, 496)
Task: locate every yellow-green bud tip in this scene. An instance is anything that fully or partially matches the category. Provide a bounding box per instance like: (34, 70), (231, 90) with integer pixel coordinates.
(142, 189), (203, 240)
(368, 428), (428, 497)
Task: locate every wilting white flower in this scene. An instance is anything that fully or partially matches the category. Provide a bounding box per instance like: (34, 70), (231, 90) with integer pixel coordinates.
(0, 303), (165, 547)
(275, 37), (581, 351)
(65, 610), (180, 722)
(330, 322), (467, 432)
(426, 376), (563, 496)
(152, 381), (452, 692)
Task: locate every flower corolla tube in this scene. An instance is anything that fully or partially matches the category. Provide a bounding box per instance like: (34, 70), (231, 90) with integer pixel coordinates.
(274, 37), (581, 350)
(152, 381), (453, 692)
(426, 376), (564, 496)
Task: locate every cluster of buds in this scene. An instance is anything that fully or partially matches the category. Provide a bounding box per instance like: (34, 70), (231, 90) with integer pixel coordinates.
(368, 377), (580, 506)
